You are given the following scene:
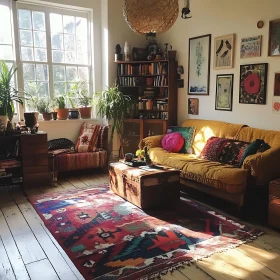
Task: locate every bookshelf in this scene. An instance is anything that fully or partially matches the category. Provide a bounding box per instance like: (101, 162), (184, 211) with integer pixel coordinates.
(116, 55), (178, 155)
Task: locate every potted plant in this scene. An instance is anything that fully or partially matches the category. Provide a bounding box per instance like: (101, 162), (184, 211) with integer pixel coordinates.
(93, 85), (133, 158)
(55, 95), (69, 120)
(37, 99), (52, 121)
(50, 99), (57, 120)
(67, 81), (80, 119)
(25, 82), (40, 122)
(79, 93), (92, 119)
(0, 62), (24, 130)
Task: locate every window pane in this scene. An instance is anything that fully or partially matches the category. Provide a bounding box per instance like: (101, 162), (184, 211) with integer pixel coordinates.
(34, 48), (47, 62)
(53, 65), (65, 81)
(37, 82), (49, 98)
(52, 50), (64, 63)
(78, 67), (89, 81)
(54, 82), (66, 95)
(23, 63), (35, 80)
(21, 47), (34, 61)
(34, 32), (46, 48)
(64, 34), (75, 51)
(36, 64), (48, 81)
(66, 66), (77, 82)
(18, 9), (32, 29)
(0, 4), (12, 44)
(32, 11), (45, 31)
(76, 36), (88, 64)
(20, 30), (33, 47)
(65, 51), (76, 64)
(51, 34), (63, 50)
(0, 45), (13, 60)
(63, 15), (75, 34)
(76, 17), (87, 37)
(50, 13), (62, 33)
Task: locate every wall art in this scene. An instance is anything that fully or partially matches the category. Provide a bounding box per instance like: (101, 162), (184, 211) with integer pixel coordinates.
(268, 19), (280, 56)
(188, 98), (199, 115)
(239, 63), (268, 105)
(214, 34), (235, 69)
(240, 36), (262, 58)
(274, 73), (280, 96)
(215, 74), (234, 111)
(272, 97), (280, 113)
(188, 34), (211, 95)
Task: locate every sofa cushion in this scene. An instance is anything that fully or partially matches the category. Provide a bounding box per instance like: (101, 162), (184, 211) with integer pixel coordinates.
(162, 132), (184, 153)
(148, 147), (248, 193)
(167, 126), (195, 153)
(76, 123), (101, 153)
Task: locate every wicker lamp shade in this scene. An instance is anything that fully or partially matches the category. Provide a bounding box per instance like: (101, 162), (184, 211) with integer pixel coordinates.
(123, 0), (179, 35)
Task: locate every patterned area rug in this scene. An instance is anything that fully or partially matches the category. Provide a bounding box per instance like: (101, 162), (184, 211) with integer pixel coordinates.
(29, 186), (263, 280)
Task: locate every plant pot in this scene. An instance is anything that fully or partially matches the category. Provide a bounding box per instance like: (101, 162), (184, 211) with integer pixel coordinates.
(42, 112), (52, 121)
(55, 108), (69, 120)
(0, 116), (8, 130)
(68, 109), (79, 119)
(79, 107), (92, 119)
(52, 112), (57, 120)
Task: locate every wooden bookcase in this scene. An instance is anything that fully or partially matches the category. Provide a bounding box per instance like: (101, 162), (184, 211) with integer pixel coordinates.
(116, 56), (178, 155)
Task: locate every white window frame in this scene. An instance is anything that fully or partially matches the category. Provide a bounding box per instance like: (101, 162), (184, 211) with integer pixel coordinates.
(12, 0), (95, 120)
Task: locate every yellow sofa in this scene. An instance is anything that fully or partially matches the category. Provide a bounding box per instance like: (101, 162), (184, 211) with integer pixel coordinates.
(139, 119), (280, 209)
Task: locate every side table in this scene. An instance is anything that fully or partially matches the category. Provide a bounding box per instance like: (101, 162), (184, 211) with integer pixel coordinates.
(268, 179), (280, 229)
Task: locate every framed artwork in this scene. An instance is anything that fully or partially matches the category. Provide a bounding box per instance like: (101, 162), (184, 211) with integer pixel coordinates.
(188, 98), (199, 115)
(239, 63), (268, 105)
(268, 19), (280, 56)
(240, 36), (262, 58)
(215, 74), (234, 111)
(188, 34), (211, 95)
(274, 73), (280, 96)
(272, 97), (280, 113)
(214, 34), (235, 69)
(132, 47), (147, 61)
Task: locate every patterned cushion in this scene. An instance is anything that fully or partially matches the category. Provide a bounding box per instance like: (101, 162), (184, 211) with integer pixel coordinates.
(162, 132), (184, 153)
(97, 125), (108, 149)
(75, 123), (101, 153)
(48, 138), (75, 151)
(167, 126), (195, 154)
(199, 137), (227, 162)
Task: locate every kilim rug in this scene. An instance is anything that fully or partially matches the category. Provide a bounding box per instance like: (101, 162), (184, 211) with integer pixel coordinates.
(29, 186), (263, 280)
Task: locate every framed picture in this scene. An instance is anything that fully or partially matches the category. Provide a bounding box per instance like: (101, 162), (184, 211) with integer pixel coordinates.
(240, 36), (262, 58)
(268, 19), (280, 56)
(274, 73), (280, 96)
(215, 74), (234, 111)
(239, 63), (268, 105)
(132, 47), (147, 61)
(188, 34), (211, 95)
(214, 34), (235, 69)
(188, 98), (199, 115)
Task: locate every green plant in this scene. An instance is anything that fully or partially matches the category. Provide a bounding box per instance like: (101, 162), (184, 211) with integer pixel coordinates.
(55, 96), (66, 109)
(25, 82), (39, 112)
(67, 80), (88, 108)
(79, 93), (91, 107)
(37, 99), (50, 114)
(0, 62), (24, 120)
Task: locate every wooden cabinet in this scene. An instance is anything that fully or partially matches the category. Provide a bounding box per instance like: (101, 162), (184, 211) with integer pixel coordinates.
(21, 133), (50, 189)
(268, 179), (280, 229)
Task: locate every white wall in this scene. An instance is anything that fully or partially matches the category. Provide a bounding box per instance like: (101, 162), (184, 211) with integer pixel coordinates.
(158, 0), (280, 130)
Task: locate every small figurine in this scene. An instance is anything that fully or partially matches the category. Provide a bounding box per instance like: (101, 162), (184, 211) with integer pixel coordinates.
(181, 0), (192, 19)
(124, 41), (131, 62)
(115, 44), (123, 61)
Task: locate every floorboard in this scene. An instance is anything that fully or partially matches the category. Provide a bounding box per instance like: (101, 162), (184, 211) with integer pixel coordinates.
(1, 172), (280, 280)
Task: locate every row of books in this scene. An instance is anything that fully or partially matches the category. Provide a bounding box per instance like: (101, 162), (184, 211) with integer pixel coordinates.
(0, 159), (21, 169)
(154, 75), (168, 87)
(117, 62), (168, 76)
(118, 77), (137, 86)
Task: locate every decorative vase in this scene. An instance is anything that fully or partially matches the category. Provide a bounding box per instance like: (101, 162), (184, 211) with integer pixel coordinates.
(55, 108), (69, 120)
(0, 116), (8, 130)
(42, 112), (52, 121)
(79, 107), (92, 119)
(68, 109), (79, 119)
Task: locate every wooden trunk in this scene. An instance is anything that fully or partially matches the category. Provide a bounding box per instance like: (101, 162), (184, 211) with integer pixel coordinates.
(109, 162), (180, 209)
(269, 179), (280, 229)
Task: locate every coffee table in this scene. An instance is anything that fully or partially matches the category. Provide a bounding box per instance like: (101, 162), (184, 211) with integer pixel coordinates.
(109, 162), (180, 209)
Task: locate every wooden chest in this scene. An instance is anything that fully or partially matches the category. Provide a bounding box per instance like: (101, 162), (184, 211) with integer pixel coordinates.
(109, 162), (180, 209)
(268, 179), (280, 229)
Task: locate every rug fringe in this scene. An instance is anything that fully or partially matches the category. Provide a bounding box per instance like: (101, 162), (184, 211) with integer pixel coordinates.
(140, 231), (264, 280)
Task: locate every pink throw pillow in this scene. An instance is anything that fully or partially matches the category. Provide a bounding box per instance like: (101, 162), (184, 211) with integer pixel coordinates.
(162, 132), (184, 153)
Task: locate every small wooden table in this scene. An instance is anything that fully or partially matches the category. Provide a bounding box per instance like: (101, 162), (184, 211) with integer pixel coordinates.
(268, 179), (280, 229)
(109, 162), (180, 209)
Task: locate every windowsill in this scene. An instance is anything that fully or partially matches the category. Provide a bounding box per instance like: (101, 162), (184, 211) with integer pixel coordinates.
(38, 118), (99, 123)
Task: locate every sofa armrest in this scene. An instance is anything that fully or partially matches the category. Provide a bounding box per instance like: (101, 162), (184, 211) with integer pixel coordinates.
(139, 135), (165, 150)
(242, 147), (280, 185)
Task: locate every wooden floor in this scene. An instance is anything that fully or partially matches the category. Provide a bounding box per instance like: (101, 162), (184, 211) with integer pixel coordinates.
(1, 172), (280, 280)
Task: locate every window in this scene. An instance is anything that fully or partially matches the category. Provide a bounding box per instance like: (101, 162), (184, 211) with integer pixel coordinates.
(15, 2), (93, 112)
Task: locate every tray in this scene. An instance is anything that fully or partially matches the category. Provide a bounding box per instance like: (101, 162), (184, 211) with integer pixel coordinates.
(123, 160), (147, 167)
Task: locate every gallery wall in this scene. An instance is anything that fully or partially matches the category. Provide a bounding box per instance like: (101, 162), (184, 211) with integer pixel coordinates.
(158, 0), (280, 130)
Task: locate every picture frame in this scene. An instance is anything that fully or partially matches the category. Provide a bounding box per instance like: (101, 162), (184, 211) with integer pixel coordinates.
(214, 34), (235, 69)
(274, 73), (280, 96)
(268, 19), (280, 56)
(188, 34), (211, 95)
(240, 36), (262, 59)
(188, 98), (199, 115)
(239, 63), (268, 105)
(132, 47), (147, 61)
(215, 74), (234, 111)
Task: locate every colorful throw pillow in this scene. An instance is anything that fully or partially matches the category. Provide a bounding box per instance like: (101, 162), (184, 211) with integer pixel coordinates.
(75, 123), (101, 153)
(167, 126), (195, 154)
(162, 132), (184, 153)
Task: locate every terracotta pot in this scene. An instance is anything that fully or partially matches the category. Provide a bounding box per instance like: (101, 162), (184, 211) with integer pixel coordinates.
(55, 108), (69, 120)
(79, 107), (92, 119)
(42, 112), (52, 121)
(0, 116), (8, 130)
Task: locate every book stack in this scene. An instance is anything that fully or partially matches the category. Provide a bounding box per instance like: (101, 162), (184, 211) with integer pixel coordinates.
(154, 75), (167, 86)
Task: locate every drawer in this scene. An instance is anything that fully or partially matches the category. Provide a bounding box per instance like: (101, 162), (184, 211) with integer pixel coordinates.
(23, 172), (51, 188)
(21, 134), (47, 145)
(23, 166), (48, 174)
(269, 183), (280, 197)
(268, 195), (280, 229)
(22, 156), (48, 167)
(21, 145), (48, 156)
